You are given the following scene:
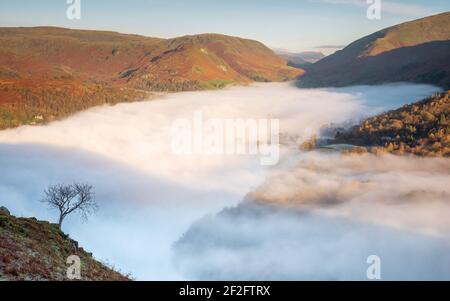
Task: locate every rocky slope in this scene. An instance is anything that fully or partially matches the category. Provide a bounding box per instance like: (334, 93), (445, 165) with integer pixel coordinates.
(0, 27), (303, 129)
(298, 12), (450, 89)
(0, 207), (129, 281)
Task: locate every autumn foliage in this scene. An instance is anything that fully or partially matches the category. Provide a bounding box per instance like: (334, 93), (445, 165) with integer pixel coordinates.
(0, 27), (303, 129)
(334, 91), (450, 157)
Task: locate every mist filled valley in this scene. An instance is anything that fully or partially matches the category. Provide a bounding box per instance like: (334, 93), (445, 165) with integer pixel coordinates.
(1, 82), (448, 280)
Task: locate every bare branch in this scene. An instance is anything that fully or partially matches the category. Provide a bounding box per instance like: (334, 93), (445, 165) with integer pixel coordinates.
(41, 183), (98, 229)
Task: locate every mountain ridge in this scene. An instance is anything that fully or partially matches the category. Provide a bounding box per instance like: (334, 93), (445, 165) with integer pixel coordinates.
(0, 27), (303, 129)
(298, 12), (450, 89)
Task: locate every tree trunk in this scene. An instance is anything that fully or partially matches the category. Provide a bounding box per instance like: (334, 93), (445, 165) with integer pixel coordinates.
(58, 214), (64, 229)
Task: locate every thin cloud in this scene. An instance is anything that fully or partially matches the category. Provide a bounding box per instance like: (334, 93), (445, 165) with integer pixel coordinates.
(315, 45), (347, 49)
(311, 0), (433, 17)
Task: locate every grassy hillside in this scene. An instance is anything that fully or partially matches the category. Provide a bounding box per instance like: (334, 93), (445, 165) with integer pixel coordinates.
(0, 27), (303, 129)
(129, 33), (303, 89)
(0, 207), (129, 281)
(298, 12), (450, 89)
(333, 91), (450, 157)
(363, 12), (450, 57)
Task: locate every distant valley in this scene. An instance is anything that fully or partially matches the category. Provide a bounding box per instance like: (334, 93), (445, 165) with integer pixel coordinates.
(274, 49), (325, 67)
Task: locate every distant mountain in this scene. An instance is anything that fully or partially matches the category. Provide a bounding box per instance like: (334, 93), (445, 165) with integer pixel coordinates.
(298, 12), (450, 89)
(275, 49), (325, 67)
(0, 207), (129, 281)
(0, 27), (303, 129)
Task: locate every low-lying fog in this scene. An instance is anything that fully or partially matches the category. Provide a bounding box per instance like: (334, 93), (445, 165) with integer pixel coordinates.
(175, 153), (450, 280)
(0, 82), (446, 280)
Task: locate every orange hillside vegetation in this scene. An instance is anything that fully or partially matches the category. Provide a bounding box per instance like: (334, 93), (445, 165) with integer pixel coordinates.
(0, 27), (303, 129)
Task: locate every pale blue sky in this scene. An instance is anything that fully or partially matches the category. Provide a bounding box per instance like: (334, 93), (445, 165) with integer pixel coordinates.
(0, 0), (449, 54)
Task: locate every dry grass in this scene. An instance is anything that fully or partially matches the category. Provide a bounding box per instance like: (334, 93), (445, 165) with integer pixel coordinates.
(0, 210), (130, 281)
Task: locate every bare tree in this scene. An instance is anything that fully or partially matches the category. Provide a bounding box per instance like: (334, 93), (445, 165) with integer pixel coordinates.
(41, 183), (98, 229)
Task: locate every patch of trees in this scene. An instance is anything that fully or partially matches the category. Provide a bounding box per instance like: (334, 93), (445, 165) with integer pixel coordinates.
(134, 79), (206, 92)
(0, 80), (149, 129)
(334, 92), (450, 157)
